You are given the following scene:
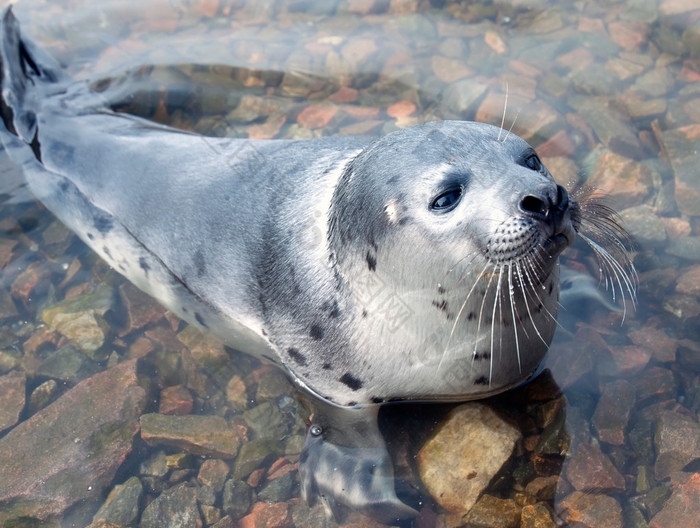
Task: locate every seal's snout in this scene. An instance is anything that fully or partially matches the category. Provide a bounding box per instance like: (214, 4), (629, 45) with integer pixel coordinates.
(518, 184), (569, 222)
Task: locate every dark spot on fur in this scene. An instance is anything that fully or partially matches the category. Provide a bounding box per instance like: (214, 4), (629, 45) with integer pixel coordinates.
(287, 348), (308, 366)
(437, 285), (446, 295)
(94, 215), (113, 234)
(59, 180), (70, 193)
(323, 300), (341, 318)
(475, 376), (489, 385)
(467, 312), (476, 321)
(347, 401), (358, 407)
(432, 299), (448, 311)
(473, 352), (491, 361)
(322, 363), (332, 370)
(398, 217), (411, 226)
(118, 264), (126, 272)
(548, 282), (554, 295)
(339, 372), (363, 391)
(310, 324), (324, 340)
(195, 312), (208, 328)
(139, 257), (150, 275)
(182, 306), (188, 313)
(362, 310), (368, 318)
(194, 249), (206, 277)
(102, 246), (111, 258)
(366, 251), (377, 272)
(371, 397), (384, 404)
(87, 233), (95, 240)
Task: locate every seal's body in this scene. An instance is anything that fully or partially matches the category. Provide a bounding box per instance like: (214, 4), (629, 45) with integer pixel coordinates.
(1, 8), (625, 522)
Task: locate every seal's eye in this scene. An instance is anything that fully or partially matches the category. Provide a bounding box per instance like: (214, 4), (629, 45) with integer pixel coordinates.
(431, 187), (463, 213)
(522, 152), (544, 173)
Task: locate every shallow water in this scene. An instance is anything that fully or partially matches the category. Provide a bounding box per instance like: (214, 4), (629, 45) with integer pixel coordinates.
(1, 0), (699, 527)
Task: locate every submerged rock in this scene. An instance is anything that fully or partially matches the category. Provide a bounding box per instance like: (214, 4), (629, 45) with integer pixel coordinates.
(140, 483), (200, 528)
(92, 476), (143, 526)
(41, 287), (113, 356)
(557, 491), (623, 528)
(0, 369), (25, 433)
(653, 410), (700, 480)
(0, 359), (146, 524)
(140, 413), (242, 458)
(649, 472), (700, 528)
(417, 403), (521, 516)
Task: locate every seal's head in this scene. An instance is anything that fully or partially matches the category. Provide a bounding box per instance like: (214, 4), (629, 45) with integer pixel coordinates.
(327, 121), (578, 403)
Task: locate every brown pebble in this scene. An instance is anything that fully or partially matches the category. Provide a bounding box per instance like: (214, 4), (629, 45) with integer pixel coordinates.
(297, 105), (338, 129)
(159, 385), (194, 416)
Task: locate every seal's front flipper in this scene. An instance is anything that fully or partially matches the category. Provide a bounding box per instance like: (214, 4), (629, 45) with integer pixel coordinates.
(299, 402), (418, 524)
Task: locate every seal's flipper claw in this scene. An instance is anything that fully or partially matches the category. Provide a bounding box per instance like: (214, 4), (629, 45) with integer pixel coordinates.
(299, 404), (419, 524)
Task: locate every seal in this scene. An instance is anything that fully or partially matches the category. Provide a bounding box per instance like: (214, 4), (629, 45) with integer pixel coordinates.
(0, 8), (635, 522)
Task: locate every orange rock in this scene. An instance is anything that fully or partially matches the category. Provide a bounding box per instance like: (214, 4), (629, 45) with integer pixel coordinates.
(557, 491), (622, 528)
(297, 105), (338, 129)
(346, 0), (375, 15)
(578, 17), (607, 35)
(484, 31), (508, 54)
(649, 472), (700, 528)
(659, 0), (698, 16)
(387, 100), (417, 118)
(537, 131), (576, 159)
(328, 86), (358, 104)
(609, 345), (653, 376)
(344, 106), (381, 119)
(159, 385), (194, 416)
(431, 55), (472, 83)
(508, 60), (542, 78)
(660, 217), (692, 239)
(248, 115), (286, 140)
(587, 150), (651, 208)
(339, 120), (384, 135)
(608, 21), (650, 51)
(247, 468), (265, 488)
(676, 265), (700, 296)
(556, 48), (594, 71)
(238, 502), (292, 528)
(10, 261), (45, 304)
(628, 327), (678, 362)
(198, 0), (219, 18)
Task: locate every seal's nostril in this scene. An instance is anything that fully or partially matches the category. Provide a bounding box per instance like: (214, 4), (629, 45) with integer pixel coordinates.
(520, 195), (549, 218)
(556, 185), (569, 208)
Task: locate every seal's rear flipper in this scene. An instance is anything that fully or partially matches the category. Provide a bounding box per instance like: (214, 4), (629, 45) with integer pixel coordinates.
(299, 402), (419, 524)
(0, 6), (65, 144)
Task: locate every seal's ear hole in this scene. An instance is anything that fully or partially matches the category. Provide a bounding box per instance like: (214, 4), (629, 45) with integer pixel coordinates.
(430, 187), (463, 213)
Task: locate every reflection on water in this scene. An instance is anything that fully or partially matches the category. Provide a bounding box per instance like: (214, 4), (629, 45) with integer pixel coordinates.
(1, 0), (699, 526)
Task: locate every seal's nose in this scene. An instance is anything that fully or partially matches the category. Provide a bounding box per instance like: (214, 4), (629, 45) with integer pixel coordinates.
(519, 185), (569, 221)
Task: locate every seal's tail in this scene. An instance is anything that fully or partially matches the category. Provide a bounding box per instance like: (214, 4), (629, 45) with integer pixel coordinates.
(0, 7), (63, 144)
